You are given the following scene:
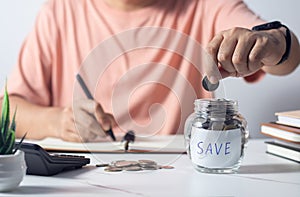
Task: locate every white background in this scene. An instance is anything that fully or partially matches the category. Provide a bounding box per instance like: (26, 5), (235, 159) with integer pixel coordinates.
(0, 0), (299, 138)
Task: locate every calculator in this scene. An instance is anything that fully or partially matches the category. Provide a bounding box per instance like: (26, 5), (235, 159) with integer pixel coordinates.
(16, 142), (90, 176)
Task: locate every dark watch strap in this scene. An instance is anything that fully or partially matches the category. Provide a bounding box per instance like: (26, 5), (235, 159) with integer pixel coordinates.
(252, 21), (291, 65)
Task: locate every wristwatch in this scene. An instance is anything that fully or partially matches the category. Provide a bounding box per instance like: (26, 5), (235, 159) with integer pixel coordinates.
(252, 21), (291, 65)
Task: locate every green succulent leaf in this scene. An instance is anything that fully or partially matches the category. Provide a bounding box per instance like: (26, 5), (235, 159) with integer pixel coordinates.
(6, 131), (15, 154)
(10, 107), (17, 131)
(13, 132), (27, 154)
(0, 81), (22, 155)
(1, 83), (10, 144)
(0, 130), (15, 155)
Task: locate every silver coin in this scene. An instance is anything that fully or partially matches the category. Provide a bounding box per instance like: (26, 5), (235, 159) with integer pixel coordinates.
(123, 166), (142, 171)
(138, 160), (157, 166)
(142, 166), (158, 170)
(159, 165), (175, 169)
(106, 159), (170, 172)
(111, 160), (126, 165)
(104, 167), (123, 172)
(114, 160), (139, 168)
(139, 163), (158, 168)
(202, 76), (219, 91)
(223, 124), (237, 130)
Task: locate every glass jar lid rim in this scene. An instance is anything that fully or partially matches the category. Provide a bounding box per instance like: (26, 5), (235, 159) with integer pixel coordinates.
(194, 98), (237, 105)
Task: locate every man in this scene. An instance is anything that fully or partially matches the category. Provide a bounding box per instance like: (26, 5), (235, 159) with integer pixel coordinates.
(1, 0), (300, 142)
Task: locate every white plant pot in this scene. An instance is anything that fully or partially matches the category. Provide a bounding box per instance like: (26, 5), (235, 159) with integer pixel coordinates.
(0, 150), (27, 192)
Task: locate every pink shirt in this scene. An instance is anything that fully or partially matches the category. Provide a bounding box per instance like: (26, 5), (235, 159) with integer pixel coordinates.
(7, 0), (264, 136)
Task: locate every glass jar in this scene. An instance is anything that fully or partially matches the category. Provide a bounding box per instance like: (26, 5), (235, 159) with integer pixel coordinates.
(184, 98), (249, 173)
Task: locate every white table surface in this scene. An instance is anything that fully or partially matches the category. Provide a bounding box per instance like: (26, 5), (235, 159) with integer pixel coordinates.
(1, 139), (300, 197)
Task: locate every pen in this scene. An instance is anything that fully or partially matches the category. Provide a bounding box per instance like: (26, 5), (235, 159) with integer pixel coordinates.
(76, 74), (116, 141)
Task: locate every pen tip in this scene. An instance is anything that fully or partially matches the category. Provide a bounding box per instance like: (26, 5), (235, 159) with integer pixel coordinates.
(106, 128), (116, 141)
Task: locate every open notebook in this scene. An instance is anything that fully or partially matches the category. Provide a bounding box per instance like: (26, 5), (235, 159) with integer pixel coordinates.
(22, 135), (186, 154)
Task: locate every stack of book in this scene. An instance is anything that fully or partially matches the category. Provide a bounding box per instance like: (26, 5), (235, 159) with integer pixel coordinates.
(261, 110), (300, 163)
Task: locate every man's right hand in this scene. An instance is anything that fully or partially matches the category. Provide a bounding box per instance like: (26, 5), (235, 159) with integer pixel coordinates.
(57, 99), (117, 142)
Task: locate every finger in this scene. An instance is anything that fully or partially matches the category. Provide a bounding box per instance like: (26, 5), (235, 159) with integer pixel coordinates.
(75, 99), (105, 118)
(248, 38), (267, 72)
(74, 106), (107, 138)
(77, 99), (105, 114)
(258, 32), (283, 66)
(95, 111), (117, 132)
(94, 104), (111, 130)
(106, 114), (117, 128)
(87, 122), (106, 139)
(94, 103), (106, 119)
(59, 108), (83, 142)
(76, 120), (105, 141)
(61, 129), (82, 142)
(75, 99), (116, 137)
(93, 103), (113, 131)
(67, 132), (82, 142)
(217, 37), (238, 74)
(94, 103), (117, 131)
(218, 67), (231, 79)
(75, 99), (109, 131)
(205, 34), (224, 84)
(231, 37), (256, 75)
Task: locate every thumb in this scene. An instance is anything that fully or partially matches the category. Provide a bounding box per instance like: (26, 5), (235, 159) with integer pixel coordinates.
(94, 104), (112, 131)
(203, 52), (222, 84)
(205, 65), (229, 84)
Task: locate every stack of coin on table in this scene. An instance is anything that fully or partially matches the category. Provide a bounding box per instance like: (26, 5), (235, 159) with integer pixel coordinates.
(96, 160), (174, 172)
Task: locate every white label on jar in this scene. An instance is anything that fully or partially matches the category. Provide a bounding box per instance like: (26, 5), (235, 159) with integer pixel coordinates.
(190, 126), (241, 168)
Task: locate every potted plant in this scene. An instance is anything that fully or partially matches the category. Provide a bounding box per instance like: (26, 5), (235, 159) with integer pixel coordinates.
(0, 84), (27, 192)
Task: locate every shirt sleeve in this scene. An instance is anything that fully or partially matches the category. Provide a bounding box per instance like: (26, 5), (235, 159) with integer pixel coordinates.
(212, 0), (267, 83)
(4, 0), (58, 106)
(213, 0), (265, 32)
